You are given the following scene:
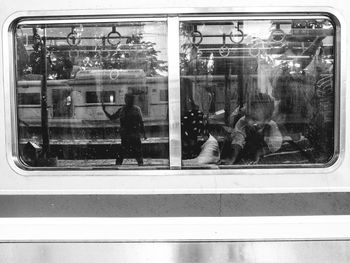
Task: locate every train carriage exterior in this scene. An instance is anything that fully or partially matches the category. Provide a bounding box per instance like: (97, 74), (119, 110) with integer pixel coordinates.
(0, 0), (349, 195)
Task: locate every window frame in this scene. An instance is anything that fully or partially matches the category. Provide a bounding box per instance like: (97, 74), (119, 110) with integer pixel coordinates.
(3, 8), (345, 178)
(177, 15), (339, 169)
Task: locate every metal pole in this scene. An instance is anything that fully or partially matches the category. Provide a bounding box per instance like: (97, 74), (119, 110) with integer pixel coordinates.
(40, 28), (50, 158)
(224, 60), (231, 125)
(237, 49), (244, 109)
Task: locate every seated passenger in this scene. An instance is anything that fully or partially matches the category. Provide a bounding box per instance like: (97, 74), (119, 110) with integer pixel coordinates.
(220, 93), (282, 165)
(182, 133), (220, 166)
(181, 107), (204, 160)
(182, 109), (220, 165)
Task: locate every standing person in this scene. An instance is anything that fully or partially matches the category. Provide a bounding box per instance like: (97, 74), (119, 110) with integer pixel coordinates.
(102, 93), (147, 166)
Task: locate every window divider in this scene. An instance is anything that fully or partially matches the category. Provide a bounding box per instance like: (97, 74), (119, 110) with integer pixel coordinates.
(167, 16), (182, 169)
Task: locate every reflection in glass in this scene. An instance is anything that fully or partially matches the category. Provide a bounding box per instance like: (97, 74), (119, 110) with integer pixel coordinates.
(0, 241), (349, 263)
(180, 19), (335, 167)
(15, 21), (169, 168)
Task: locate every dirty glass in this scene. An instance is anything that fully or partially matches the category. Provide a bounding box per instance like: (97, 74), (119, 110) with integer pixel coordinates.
(15, 21), (169, 168)
(179, 18), (336, 167)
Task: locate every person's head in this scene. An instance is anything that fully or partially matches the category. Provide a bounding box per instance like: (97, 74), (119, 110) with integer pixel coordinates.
(246, 92), (274, 124)
(124, 93), (135, 107)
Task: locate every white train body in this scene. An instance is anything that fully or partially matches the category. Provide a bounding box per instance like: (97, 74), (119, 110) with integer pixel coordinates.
(0, 0), (349, 194)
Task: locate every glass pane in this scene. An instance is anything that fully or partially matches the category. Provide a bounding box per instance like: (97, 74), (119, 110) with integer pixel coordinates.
(180, 18), (336, 167)
(1, 241), (350, 263)
(15, 21), (169, 169)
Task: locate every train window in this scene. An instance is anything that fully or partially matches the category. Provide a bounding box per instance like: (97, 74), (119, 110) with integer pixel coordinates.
(86, 91), (116, 104)
(18, 92), (41, 105)
(15, 20), (169, 169)
(159, 89), (168, 102)
(12, 14), (340, 172)
(179, 18), (337, 168)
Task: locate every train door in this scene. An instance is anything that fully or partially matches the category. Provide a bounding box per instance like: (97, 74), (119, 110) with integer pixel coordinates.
(52, 88), (73, 118)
